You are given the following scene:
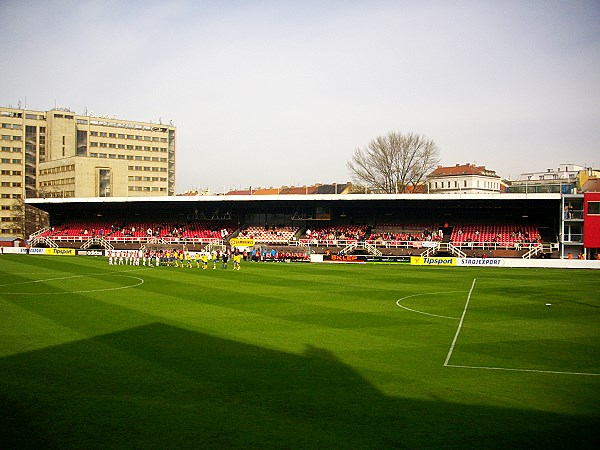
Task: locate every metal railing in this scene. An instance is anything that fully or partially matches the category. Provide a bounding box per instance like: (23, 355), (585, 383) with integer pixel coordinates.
(522, 243), (543, 259)
(81, 236), (114, 251)
(28, 227), (49, 240)
(339, 242), (382, 257)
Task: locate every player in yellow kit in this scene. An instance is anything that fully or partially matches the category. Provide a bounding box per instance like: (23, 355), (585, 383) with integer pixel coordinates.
(233, 253), (242, 270)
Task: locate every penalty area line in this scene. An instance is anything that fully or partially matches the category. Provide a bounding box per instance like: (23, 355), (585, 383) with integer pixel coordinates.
(443, 278), (476, 367)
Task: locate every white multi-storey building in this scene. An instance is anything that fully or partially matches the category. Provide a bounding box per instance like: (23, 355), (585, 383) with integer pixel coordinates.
(426, 163), (502, 194)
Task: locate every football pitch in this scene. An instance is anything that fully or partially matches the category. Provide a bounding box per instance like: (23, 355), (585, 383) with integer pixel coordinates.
(1, 255), (598, 449)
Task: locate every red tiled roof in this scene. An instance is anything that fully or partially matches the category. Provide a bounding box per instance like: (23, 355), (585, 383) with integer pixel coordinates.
(582, 178), (600, 192)
(404, 184), (426, 193)
(250, 188), (280, 195)
(279, 186), (319, 195)
(429, 163), (497, 177)
(225, 184), (334, 195)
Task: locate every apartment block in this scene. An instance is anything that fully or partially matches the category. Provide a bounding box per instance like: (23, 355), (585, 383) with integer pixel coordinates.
(1, 106), (175, 237)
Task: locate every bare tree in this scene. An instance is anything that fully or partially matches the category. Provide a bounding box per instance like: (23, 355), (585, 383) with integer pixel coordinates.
(9, 198), (49, 239)
(347, 131), (440, 193)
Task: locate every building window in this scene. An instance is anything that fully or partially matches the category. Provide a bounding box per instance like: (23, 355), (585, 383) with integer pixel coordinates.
(589, 202), (600, 215)
(98, 168), (111, 197)
(76, 129), (87, 156)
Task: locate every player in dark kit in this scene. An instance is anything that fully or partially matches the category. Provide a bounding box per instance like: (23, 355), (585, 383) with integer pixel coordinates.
(221, 251), (229, 269)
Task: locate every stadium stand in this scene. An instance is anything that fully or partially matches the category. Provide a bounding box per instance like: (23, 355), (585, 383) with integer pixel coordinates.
(41, 220), (236, 245)
(450, 224), (541, 248)
(368, 223), (442, 246)
(239, 225), (299, 244)
(299, 225), (369, 246)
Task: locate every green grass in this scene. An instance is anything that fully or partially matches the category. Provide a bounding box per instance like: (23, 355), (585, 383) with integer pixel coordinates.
(0, 255), (599, 449)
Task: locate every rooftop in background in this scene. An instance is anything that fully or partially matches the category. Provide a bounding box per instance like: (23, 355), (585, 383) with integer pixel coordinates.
(224, 183), (351, 196)
(428, 163), (499, 178)
(518, 164), (584, 182)
(426, 163), (502, 194)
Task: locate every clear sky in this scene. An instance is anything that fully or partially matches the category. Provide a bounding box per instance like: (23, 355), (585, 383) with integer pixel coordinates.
(1, 0), (599, 193)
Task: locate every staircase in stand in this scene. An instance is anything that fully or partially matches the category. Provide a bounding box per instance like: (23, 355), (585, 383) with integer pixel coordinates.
(29, 235), (58, 248)
(339, 242), (382, 257)
(81, 236), (114, 251)
(420, 243), (466, 258)
(522, 243), (544, 259)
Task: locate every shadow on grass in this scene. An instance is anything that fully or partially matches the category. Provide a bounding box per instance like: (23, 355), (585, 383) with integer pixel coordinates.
(0, 323), (597, 449)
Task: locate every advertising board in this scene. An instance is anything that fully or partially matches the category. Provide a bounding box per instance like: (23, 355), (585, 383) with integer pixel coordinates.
(410, 256), (456, 266)
(457, 258), (504, 266)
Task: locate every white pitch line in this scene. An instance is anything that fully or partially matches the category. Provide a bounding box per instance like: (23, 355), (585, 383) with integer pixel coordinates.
(446, 364), (600, 377)
(0, 267), (152, 288)
(395, 291), (466, 320)
(1, 274), (145, 295)
(443, 278), (476, 367)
